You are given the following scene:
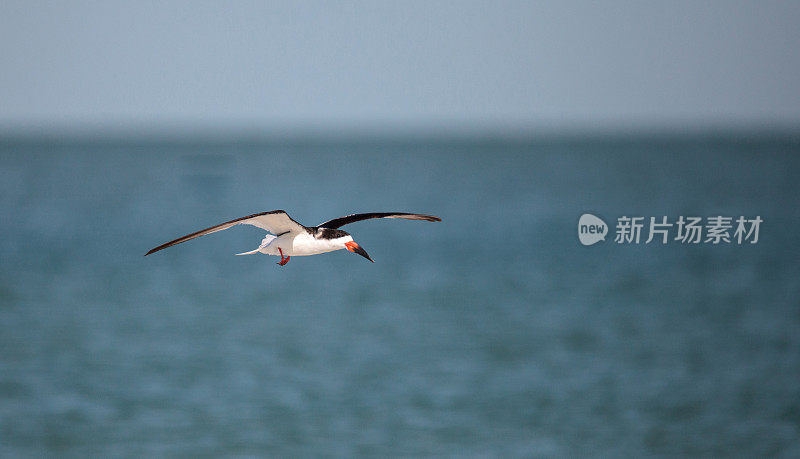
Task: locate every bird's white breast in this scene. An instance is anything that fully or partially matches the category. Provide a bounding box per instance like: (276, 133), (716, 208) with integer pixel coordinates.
(272, 231), (345, 256)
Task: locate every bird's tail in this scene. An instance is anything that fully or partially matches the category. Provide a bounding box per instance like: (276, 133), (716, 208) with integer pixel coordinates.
(235, 234), (277, 256)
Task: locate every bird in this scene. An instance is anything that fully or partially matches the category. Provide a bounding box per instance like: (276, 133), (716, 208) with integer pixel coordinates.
(145, 210), (441, 265)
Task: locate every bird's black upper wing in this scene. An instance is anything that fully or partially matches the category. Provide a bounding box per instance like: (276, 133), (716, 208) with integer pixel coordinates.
(317, 212), (441, 229)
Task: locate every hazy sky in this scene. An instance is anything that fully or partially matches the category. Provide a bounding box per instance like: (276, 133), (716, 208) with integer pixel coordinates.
(1, 1), (799, 134)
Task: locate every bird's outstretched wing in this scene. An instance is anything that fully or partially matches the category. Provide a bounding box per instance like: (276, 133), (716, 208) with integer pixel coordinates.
(317, 212), (441, 229)
(145, 210), (305, 256)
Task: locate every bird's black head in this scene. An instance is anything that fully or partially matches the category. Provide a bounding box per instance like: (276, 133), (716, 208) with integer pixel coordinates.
(315, 227), (350, 240)
(316, 227), (373, 262)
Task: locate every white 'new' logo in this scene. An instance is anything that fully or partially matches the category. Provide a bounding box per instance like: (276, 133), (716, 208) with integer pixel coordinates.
(578, 214), (608, 245)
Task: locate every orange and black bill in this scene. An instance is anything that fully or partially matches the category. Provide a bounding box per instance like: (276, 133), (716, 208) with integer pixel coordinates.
(345, 241), (373, 262)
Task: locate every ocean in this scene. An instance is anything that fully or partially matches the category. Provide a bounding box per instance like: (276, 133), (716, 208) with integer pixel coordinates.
(1, 135), (798, 456)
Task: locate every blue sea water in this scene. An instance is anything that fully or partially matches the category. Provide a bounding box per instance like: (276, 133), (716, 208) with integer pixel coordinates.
(0, 135), (798, 456)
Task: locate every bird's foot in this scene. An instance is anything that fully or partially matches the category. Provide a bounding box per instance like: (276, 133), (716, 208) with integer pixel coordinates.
(277, 248), (290, 266)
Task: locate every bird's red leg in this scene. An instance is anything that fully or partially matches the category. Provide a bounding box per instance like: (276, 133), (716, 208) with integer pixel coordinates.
(277, 248), (290, 266)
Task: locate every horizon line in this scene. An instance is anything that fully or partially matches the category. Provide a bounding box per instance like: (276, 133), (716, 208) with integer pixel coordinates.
(2, 121), (799, 146)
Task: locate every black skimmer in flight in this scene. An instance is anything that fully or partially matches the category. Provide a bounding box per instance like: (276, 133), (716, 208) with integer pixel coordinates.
(145, 210), (441, 265)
